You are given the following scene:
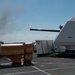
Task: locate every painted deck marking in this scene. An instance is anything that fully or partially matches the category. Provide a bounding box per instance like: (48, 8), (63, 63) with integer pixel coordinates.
(3, 70), (38, 75)
(3, 65), (75, 75)
(32, 66), (52, 75)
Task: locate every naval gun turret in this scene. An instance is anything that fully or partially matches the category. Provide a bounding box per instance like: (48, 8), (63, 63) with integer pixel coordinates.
(30, 17), (75, 55)
(54, 17), (75, 54)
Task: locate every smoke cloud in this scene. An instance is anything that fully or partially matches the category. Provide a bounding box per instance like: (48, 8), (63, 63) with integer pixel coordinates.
(0, 0), (26, 35)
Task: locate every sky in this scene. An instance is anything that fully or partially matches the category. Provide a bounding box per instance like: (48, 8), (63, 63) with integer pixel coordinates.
(0, 0), (75, 43)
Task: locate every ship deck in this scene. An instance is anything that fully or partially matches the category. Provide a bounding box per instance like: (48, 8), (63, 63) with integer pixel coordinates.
(0, 56), (75, 75)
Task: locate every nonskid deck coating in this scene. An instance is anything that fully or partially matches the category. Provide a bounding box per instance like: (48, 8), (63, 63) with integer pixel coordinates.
(0, 57), (75, 75)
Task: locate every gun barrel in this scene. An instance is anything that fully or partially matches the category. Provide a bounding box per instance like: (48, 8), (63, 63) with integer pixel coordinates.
(30, 28), (60, 32)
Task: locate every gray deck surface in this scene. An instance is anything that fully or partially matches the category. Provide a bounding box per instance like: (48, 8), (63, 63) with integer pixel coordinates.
(0, 57), (12, 65)
(0, 56), (75, 75)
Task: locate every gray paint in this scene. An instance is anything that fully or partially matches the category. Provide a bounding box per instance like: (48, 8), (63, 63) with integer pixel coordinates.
(54, 17), (75, 46)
